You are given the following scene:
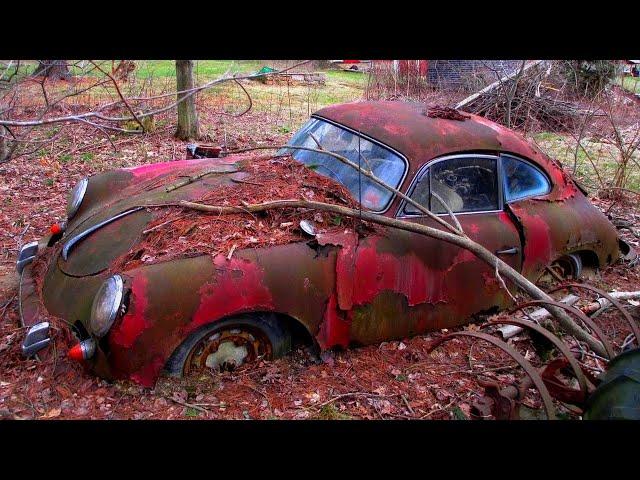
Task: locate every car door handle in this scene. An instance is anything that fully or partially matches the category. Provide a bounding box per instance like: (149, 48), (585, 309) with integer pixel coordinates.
(496, 247), (519, 255)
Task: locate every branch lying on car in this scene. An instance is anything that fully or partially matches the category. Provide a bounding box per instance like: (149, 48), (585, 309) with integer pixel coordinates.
(152, 195), (610, 358)
(229, 145), (466, 237)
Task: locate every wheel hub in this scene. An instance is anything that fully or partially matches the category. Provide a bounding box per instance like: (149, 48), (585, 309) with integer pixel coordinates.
(184, 327), (271, 375)
(205, 341), (248, 370)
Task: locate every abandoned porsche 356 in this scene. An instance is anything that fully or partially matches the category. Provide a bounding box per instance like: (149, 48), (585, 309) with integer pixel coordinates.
(17, 101), (623, 386)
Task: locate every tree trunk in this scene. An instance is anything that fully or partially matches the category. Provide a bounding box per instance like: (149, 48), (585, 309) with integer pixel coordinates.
(175, 60), (200, 140)
(0, 126), (11, 163)
(33, 60), (71, 80)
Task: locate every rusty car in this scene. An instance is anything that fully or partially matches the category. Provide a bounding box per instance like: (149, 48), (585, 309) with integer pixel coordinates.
(16, 101), (624, 387)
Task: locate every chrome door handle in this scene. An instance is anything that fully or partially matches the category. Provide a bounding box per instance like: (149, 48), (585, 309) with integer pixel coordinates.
(496, 247), (519, 255)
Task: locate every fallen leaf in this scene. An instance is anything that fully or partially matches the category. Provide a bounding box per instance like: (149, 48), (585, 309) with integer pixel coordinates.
(42, 408), (61, 419)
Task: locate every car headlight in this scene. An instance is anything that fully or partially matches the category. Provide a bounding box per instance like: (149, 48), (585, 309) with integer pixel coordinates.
(67, 178), (88, 219)
(89, 274), (124, 337)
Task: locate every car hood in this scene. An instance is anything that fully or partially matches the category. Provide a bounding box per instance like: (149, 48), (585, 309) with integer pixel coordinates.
(58, 155), (253, 277)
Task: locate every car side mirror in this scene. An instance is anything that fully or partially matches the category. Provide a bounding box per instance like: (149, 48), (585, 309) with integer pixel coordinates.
(299, 220), (316, 237)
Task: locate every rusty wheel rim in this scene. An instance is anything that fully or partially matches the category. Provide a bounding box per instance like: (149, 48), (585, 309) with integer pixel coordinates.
(184, 326), (272, 376)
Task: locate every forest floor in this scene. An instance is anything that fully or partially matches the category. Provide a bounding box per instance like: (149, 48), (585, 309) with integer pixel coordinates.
(1, 64), (639, 420)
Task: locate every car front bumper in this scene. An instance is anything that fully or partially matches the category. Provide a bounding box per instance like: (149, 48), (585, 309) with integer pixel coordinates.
(17, 237), (53, 359)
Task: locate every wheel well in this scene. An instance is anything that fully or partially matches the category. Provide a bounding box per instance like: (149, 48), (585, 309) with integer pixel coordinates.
(193, 311), (318, 351)
(574, 250), (600, 270)
(163, 311), (317, 377)
(272, 313), (318, 350)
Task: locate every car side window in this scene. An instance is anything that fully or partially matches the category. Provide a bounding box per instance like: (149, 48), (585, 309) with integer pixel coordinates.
(404, 156), (499, 215)
(502, 155), (551, 202)
(403, 169), (430, 215)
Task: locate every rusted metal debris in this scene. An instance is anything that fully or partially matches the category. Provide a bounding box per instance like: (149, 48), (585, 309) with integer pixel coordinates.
(432, 281), (640, 420)
(547, 282), (640, 345)
(185, 144), (221, 159)
(427, 330), (557, 419)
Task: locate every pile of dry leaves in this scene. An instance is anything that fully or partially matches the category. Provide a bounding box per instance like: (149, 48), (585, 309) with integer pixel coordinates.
(113, 155), (369, 271)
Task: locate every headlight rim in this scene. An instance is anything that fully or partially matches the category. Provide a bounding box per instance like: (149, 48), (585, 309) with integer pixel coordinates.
(67, 177), (88, 220)
(89, 274), (124, 338)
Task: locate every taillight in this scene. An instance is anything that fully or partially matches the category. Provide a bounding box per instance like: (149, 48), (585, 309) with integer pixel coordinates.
(68, 338), (96, 361)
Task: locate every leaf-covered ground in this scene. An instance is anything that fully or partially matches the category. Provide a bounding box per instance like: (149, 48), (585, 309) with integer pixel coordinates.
(1, 71), (639, 420)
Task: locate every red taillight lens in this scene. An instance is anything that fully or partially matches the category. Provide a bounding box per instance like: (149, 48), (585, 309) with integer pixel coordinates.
(50, 224), (63, 235)
(68, 343), (84, 361)
(67, 338), (96, 361)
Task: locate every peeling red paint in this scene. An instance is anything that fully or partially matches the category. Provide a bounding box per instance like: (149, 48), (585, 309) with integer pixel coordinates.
(190, 255), (275, 331)
(110, 274), (150, 349)
(129, 354), (166, 388)
(317, 293), (350, 349)
(124, 157), (237, 180)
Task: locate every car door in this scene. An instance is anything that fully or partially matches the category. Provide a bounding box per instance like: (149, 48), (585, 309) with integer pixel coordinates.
(346, 153), (523, 346)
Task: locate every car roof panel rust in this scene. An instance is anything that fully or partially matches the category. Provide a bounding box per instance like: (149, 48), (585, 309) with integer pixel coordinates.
(314, 101), (532, 164)
(313, 101), (577, 206)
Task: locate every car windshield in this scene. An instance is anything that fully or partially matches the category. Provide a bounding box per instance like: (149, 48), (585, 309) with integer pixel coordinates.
(278, 118), (406, 211)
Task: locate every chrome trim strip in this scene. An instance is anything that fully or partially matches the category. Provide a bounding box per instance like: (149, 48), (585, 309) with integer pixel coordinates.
(396, 153), (501, 218)
(62, 207), (144, 260)
(21, 322), (51, 358)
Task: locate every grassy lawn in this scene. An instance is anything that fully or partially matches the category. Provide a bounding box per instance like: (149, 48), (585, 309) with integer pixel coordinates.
(134, 60), (263, 79)
(532, 131), (640, 192)
(616, 75), (640, 94)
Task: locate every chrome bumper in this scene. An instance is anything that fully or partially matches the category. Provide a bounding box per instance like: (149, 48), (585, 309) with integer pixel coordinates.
(22, 322), (50, 358)
(16, 241), (38, 275)
(17, 244), (51, 359)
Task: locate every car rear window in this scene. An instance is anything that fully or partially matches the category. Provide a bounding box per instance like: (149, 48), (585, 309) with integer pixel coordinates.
(502, 155), (551, 202)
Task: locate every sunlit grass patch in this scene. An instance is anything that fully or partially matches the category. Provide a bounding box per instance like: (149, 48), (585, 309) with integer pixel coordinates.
(616, 75), (640, 94)
(533, 131), (640, 192)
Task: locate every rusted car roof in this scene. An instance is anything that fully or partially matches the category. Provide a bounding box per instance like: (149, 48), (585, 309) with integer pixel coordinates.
(314, 100), (576, 208)
(316, 101), (544, 172)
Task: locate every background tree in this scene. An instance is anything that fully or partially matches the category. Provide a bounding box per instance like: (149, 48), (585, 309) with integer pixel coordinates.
(562, 60), (618, 98)
(175, 60), (200, 140)
(32, 60), (71, 79)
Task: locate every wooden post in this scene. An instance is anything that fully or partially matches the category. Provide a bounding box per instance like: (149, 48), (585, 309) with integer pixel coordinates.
(175, 60), (200, 140)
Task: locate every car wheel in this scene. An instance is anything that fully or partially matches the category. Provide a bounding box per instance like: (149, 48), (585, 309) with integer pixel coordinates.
(549, 253), (583, 280)
(164, 313), (291, 377)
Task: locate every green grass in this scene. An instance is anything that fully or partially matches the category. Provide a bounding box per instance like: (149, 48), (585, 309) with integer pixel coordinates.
(324, 69), (369, 88)
(134, 60), (262, 79)
(312, 404), (353, 420)
(532, 131), (640, 192)
(617, 75), (640, 94)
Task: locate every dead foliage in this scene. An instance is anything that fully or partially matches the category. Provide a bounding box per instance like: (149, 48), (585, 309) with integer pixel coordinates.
(111, 155), (372, 271)
(425, 105), (470, 121)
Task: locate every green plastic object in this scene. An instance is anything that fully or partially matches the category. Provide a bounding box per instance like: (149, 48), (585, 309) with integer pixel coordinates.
(257, 66), (277, 75)
(584, 347), (640, 420)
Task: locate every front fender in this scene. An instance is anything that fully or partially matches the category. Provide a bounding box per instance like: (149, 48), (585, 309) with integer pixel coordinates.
(107, 241), (340, 386)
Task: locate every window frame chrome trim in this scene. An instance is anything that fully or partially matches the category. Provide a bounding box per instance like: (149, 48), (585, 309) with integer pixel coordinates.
(396, 153), (503, 219)
(286, 115), (411, 215)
